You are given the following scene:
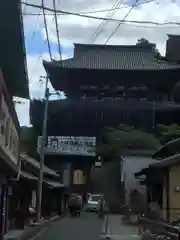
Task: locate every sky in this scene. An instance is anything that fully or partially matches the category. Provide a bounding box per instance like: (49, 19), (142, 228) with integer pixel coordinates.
(16, 0), (180, 126)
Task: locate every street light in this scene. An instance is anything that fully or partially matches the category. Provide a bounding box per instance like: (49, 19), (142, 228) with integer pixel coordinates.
(36, 76), (60, 222)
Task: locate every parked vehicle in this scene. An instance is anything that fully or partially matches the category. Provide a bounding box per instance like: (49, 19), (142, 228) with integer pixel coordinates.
(85, 194), (106, 212)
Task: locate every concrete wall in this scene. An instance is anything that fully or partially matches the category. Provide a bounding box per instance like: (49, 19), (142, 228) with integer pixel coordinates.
(122, 156), (156, 203)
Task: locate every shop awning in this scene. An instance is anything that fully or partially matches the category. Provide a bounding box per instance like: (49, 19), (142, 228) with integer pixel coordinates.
(20, 154), (59, 177)
(20, 171), (37, 180)
(151, 153), (180, 169)
(45, 180), (65, 188)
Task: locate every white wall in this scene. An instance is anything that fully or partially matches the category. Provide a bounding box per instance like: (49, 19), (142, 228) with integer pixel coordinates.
(122, 156), (156, 203)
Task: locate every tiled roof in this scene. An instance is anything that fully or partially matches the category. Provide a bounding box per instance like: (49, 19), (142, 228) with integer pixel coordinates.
(43, 43), (180, 71)
(20, 154), (59, 177)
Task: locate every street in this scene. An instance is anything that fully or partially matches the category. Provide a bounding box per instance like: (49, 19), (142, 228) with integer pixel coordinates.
(35, 212), (102, 240)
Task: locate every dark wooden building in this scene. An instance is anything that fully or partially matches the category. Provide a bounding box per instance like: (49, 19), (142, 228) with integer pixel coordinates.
(0, 0), (29, 238)
(30, 38), (180, 195)
(31, 42), (180, 135)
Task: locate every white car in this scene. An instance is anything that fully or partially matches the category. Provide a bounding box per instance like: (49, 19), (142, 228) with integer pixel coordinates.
(85, 194), (103, 212)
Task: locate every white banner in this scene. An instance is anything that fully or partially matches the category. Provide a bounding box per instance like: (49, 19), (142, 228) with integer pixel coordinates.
(37, 136), (96, 156)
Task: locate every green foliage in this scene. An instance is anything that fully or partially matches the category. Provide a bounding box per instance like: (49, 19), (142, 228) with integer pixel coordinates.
(137, 38), (151, 45)
(98, 124), (160, 161)
(157, 124), (180, 144)
(20, 126), (39, 158)
(136, 38), (161, 58)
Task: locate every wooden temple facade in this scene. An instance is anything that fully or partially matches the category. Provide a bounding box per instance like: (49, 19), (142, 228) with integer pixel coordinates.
(31, 37), (180, 136)
(30, 35), (180, 196)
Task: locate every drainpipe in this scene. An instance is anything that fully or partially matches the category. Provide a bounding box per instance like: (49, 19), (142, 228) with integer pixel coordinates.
(165, 169), (170, 221)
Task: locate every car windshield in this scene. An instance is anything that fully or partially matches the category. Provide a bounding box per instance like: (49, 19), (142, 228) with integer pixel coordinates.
(89, 195), (101, 201)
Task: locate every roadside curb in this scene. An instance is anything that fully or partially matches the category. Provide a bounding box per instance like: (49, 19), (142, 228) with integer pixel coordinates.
(5, 215), (61, 240)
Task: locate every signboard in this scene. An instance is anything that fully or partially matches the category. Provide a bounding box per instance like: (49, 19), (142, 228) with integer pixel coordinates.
(37, 136), (96, 156)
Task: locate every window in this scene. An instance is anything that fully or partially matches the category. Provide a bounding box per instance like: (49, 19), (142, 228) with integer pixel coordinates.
(130, 86), (138, 90)
(103, 97), (113, 100)
(89, 85), (97, 89)
(140, 85), (148, 90)
(88, 97), (97, 101)
(115, 97), (124, 101)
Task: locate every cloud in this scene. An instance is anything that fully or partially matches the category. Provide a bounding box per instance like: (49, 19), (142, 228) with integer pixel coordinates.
(15, 51), (72, 126)
(23, 0), (180, 55)
(27, 51), (72, 99)
(14, 97), (31, 126)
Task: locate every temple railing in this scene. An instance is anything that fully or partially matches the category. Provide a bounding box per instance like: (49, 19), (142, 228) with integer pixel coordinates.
(0, 70), (20, 169)
(46, 99), (180, 111)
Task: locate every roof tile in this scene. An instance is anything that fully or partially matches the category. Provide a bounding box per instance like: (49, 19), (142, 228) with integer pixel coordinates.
(44, 44), (180, 71)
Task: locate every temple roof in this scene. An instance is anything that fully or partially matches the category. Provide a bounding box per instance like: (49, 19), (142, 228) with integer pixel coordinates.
(0, 1), (29, 98)
(43, 43), (180, 72)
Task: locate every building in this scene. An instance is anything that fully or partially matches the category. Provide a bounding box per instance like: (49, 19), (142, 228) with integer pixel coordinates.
(135, 138), (180, 222)
(121, 151), (156, 205)
(30, 35), (180, 196)
(8, 154), (63, 229)
(0, 1), (29, 99)
(0, 0), (29, 238)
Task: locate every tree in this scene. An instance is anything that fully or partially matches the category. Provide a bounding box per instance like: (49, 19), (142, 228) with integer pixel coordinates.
(157, 124), (180, 144)
(97, 124), (160, 161)
(136, 38), (161, 58)
(20, 126), (39, 158)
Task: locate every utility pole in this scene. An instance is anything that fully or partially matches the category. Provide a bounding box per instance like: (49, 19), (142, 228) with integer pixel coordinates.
(36, 77), (49, 222)
(152, 101), (155, 129)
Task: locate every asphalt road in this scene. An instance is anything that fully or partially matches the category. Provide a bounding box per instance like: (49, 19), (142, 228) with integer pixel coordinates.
(35, 212), (102, 240)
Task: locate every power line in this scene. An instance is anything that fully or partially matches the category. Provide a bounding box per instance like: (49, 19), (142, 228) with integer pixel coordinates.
(105, 0), (140, 44)
(22, 0), (155, 16)
(41, 0), (52, 61)
(89, 0), (125, 44)
(89, 0), (124, 43)
(123, 23), (180, 28)
(53, 0), (62, 60)
(21, 2), (180, 26)
(25, 8), (42, 50)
